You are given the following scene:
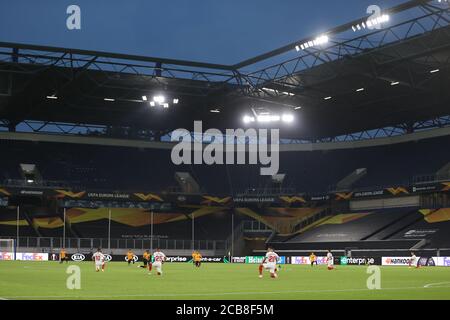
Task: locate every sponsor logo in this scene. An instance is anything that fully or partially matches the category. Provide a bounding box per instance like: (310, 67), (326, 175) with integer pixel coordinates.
(278, 256), (286, 264)
(291, 256), (328, 265)
(412, 185), (436, 192)
(246, 256), (265, 264)
(0, 252), (14, 260)
(16, 253), (49, 261)
(403, 229), (437, 238)
(233, 197), (275, 203)
(103, 254), (112, 262)
(354, 190), (384, 197)
(340, 257), (374, 265)
(200, 257), (223, 262)
(310, 195), (330, 201)
(87, 192), (130, 199)
(124, 254), (139, 262)
(71, 253), (86, 262)
(232, 257), (246, 263)
(444, 257), (450, 267)
(20, 190), (44, 196)
(166, 256), (189, 263)
(382, 257), (413, 266)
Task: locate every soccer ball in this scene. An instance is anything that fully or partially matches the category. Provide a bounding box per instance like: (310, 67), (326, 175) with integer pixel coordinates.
(258, 275), (263, 278)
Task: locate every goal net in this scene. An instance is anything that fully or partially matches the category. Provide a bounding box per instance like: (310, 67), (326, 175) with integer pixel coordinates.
(0, 239), (16, 260)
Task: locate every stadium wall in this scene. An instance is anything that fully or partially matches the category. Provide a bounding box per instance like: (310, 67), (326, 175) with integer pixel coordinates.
(1, 125), (450, 151)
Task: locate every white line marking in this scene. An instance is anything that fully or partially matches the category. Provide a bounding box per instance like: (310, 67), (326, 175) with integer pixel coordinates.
(424, 282), (450, 288)
(3, 285), (450, 299)
(0, 297), (8, 300)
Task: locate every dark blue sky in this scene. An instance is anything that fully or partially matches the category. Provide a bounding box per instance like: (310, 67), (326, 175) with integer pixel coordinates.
(0, 0), (406, 64)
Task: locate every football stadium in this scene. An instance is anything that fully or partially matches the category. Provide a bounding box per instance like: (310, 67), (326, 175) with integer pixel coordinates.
(1, 0), (450, 302)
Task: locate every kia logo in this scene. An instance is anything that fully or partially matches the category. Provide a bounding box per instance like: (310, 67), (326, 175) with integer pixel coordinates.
(124, 255), (138, 262)
(71, 253), (85, 262)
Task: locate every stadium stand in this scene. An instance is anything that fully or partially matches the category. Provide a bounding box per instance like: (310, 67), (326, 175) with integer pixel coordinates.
(1, 135), (449, 194)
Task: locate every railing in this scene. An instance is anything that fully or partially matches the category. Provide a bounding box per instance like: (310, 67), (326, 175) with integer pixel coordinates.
(3, 179), (76, 188)
(413, 173), (450, 184)
(1, 236), (227, 252)
(242, 220), (271, 231)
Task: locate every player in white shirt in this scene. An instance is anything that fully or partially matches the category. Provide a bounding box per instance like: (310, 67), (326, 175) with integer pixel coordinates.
(92, 248), (105, 272)
(149, 248), (166, 276)
(409, 252), (419, 268)
(326, 250), (335, 270)
(258, 247), (279, 279)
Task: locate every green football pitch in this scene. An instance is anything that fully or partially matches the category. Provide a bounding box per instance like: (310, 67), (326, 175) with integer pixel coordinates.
(1, 261), (450, 300)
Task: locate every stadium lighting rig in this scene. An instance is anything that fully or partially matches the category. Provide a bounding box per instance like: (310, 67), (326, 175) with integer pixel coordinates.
(262, 87), (295, 96)
(242, 107), (295, 125)
(351, 14), (390, 32)
(295, 34), (329, 51)
(142, 94), (180, 108)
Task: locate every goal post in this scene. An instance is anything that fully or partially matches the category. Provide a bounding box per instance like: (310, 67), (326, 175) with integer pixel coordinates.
(0, 239), (16, 261)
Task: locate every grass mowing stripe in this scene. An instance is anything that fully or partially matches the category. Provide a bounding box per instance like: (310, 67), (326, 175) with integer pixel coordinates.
(4, 285), (450, 299)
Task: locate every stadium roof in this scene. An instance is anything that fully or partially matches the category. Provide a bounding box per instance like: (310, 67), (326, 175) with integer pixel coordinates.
(0, 0), (449, 141)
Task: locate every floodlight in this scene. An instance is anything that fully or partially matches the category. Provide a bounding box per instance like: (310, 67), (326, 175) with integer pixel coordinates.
(243, 115), (255, 124)
(281, 114), (294, 123)
(153, 95), (165, 103)
(149, 101), (155, 107)
(142, 96), (147, 101)
(257, 115), (280, 123)
(173, 98), (179, 104)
